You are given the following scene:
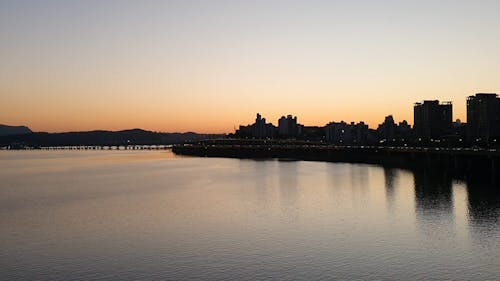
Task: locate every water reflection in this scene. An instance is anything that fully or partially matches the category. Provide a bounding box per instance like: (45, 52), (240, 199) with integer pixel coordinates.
(278, 161), (298, 221)
(464, 179), (500, 264)
(410, 166), (500, 234)
(383, 168), (397, 213)
(413, 168), (454, 219)
(466, 181), (500, 232)
(252, 159), (272, 189)
(350, 164), (370, 189)
(347, 164), (371, 204)
(410, 167), (500, 254)
(1, 151), (499, 281)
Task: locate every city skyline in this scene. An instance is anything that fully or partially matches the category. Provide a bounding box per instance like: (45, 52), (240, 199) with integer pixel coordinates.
(1, 94), (489, 134)
(2, 1), (500, 133)
(234, 93), (500, 145)
(1, 2), (499, 281)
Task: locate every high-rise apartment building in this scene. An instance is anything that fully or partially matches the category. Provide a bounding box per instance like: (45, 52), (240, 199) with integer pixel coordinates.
(414, 100), (452, 139)
(467, 93), (500, 141)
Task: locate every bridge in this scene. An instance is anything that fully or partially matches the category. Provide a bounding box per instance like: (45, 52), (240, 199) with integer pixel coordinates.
(1, 145), (173, 150)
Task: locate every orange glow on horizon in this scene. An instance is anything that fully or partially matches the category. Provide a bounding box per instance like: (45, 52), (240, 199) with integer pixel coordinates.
(1, 100), (467, 134)
(0, 1), (496, 134)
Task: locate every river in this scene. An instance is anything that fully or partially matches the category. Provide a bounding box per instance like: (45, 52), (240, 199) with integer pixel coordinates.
(0, 150), (498, 280)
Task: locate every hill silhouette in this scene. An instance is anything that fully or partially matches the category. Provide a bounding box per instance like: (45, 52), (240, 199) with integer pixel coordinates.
(0, 128), (222, 147)
(0, 124), (32, 136)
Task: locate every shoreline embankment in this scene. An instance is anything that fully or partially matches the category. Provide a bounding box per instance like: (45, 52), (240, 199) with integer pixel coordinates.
(172, 142), (500, 183)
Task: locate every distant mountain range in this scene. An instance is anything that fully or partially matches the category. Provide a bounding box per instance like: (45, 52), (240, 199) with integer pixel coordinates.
(0, 124), (32, 136)
(0, 127), (223, 147)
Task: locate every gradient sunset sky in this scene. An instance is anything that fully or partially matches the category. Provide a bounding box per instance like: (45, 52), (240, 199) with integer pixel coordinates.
(1, 0), (499, 133)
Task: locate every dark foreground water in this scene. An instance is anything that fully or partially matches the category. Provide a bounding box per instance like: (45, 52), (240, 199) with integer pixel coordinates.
(0, 150), (499, 281)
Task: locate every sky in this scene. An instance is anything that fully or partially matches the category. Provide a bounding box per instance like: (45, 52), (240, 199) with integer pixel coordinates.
(1, 0), (500, 133)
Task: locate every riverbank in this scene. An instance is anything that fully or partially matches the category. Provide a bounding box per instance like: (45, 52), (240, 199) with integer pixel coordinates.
(172, 142), (500, 182)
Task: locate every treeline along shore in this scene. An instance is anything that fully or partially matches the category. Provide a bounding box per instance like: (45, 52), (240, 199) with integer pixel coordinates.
(173, 139), (500, 182)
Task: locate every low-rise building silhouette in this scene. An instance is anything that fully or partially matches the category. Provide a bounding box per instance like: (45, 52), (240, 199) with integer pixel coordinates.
(325, 121), (368, 144)
(377, 115), (396, 141)
(377, 115), (412, 142)
(300, 126), (325, 141)
(397, 120), (412, 139)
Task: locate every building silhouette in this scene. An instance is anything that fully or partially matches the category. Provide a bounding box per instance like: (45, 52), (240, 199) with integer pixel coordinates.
(325, 121), (368, 144)
(377, 115), (396, 141)
(397, 120), (412, 139)
(414, 100), (452, 140)
(232, 93), (498, 147)
(278, 115), (302, 138)
(300, 126), (325, 141)
(377, 115), (412, 142)
(467, 93), (500, 141)
(236, 113), (277, 139)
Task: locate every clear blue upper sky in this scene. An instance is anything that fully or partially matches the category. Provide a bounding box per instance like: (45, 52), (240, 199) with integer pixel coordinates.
(1, 0), (499, 132)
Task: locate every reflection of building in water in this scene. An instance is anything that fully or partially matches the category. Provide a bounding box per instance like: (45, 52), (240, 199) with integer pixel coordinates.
(245, 159), (276, 216)
(384, 168), (397, 212)
(278, 161), (299, 221)
(413, 169), (458, 243)
(413, 169), (454, 220)
(349, 164), (369, 190)
(466, 181), (500, 232)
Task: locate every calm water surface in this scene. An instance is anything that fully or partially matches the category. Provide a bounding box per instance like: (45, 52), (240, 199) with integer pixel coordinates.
(0, 150), (499, 280)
